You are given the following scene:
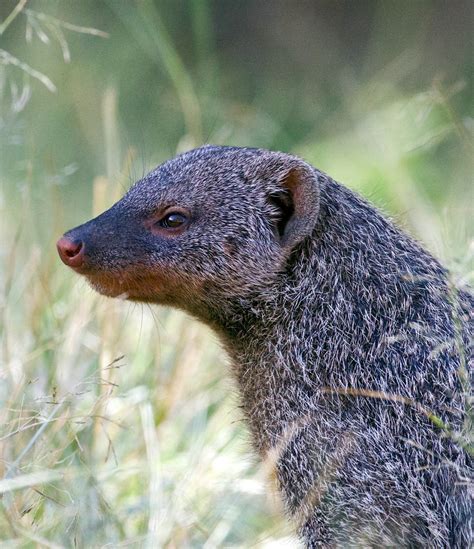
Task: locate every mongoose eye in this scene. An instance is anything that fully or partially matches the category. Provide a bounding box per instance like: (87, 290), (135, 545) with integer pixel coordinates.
(158, 212), (187, 229)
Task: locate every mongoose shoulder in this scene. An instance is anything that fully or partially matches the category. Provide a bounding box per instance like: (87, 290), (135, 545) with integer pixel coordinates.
(57, 145), (473, 548)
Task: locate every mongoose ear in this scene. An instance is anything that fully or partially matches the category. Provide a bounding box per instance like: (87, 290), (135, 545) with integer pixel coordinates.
(248, 153), (320, 249)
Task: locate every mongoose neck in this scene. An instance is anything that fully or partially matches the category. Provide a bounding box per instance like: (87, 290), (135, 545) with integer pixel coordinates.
(211, 176), (461, 456)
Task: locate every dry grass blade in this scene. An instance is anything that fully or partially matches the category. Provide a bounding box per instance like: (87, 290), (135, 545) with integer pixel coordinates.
(0, 0), (28, 35)
(25, 9), (109, 38)
(0, 48), (56, 92)
(0, 469), (67, 494)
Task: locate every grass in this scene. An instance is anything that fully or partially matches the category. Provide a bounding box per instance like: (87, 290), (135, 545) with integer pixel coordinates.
(0, 1), (472, 547)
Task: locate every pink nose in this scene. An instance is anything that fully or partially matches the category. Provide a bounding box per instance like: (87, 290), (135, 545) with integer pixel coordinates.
(57, 236), (85, 268)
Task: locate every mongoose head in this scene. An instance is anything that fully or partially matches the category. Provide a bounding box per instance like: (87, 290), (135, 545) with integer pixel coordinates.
(57, 145), (320, 324)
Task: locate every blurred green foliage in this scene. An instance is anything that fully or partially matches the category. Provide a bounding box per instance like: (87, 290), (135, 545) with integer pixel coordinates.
(0, 1), (472, 546)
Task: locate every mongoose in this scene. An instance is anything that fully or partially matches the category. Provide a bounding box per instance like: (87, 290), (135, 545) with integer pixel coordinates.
(57, 145), (473, 547)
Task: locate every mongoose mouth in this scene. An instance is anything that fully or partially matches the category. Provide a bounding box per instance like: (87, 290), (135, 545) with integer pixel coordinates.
(84, 273), (134, 299)
(80, 267), (183, 306)
(82, 271), (157, 301)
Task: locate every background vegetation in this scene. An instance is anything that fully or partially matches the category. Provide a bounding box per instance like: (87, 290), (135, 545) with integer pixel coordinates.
(0, 1), (472, 547)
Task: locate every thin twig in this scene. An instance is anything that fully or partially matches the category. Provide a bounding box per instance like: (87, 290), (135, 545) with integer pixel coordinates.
(25, 9), (109, 38)
(0, 49), (56, 92)
(0, 0), (28, 35)
(321, 386), (473, 456)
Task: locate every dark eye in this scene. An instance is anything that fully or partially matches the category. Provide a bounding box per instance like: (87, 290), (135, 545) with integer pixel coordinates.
(158, 212), (187, 229)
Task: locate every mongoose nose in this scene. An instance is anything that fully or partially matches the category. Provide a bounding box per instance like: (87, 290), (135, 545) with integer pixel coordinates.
(56, 236), (85, 268)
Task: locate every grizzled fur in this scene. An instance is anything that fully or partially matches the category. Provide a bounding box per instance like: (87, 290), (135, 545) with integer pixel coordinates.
(60, 145), (473, 547)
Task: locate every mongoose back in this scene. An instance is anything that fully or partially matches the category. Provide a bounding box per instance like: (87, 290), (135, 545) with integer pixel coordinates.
(57, 145), (473, 547)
